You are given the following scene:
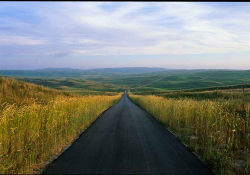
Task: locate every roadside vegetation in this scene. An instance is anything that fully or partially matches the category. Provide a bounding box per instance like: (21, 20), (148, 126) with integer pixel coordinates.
(0, 77), (122, 174)
(129, 91), (250, 175)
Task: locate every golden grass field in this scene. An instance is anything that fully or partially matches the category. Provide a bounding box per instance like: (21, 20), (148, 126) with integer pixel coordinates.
(129, 93), (250, 175)
(0, 77), (122, 174)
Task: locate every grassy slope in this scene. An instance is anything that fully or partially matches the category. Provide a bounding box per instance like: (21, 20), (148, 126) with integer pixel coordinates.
(131, 70), (250, 92)
(0, 77), (122, 174)
(80, 70), (250, 92)
(82, 71), (170, 87)
(0, 76), (72, 107)
(15, 77), (127, 95)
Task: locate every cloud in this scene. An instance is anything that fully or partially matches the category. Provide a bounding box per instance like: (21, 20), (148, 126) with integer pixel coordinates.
(61, 38), (107, 45)
(0, 2), (250, 57)
(0, 35), (46, 45)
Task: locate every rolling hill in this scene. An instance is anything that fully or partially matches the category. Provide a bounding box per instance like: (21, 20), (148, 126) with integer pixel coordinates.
(1, 68), (250, 93)
(0, 67), (167, 78)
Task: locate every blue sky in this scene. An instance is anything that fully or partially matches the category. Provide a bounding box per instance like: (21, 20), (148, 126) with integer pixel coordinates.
(0, 2), (250, 70)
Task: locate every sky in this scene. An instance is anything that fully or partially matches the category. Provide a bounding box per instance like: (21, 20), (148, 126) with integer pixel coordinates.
(0, 2), (250, 70)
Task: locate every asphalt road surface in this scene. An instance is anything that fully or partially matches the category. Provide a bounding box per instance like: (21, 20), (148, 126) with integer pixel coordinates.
(43, 92), (214, 174)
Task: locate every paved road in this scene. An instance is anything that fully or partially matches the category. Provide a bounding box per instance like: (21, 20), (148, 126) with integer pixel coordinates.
(43, 92), (214, 174)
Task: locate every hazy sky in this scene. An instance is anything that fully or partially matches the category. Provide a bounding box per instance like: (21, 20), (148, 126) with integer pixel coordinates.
(0, 2), (250, 70)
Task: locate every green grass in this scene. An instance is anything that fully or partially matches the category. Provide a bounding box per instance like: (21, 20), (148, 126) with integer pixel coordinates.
(83, 73), (167, 87)
(130, 70), (250, 92)
(15, 77), (127, 94)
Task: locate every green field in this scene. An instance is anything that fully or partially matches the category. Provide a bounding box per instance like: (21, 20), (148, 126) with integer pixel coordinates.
(1, 68), (250, 95)
(15, 77), (127, 95)
(130, 70), (250, 92)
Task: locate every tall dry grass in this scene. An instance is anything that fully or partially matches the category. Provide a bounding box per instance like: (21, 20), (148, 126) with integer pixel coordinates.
(129, 93), (250, 175)
(0, 76), (71, 107)
(0, 77), (122, 174)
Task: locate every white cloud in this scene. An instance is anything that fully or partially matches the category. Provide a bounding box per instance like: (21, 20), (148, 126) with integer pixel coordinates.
(0, 35), (46, 45)
(61, 38), (106, 45)
(0, 2), (250, 57)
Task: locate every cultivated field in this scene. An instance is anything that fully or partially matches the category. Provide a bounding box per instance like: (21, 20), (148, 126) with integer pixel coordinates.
(0, 77), (122, 174)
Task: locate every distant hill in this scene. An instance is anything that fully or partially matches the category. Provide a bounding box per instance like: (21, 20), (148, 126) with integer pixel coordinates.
(16, 77), (127, 92)
(1, 68), (250, 92)
(36, 68), (77, 71)
(88, 67), (167, 74)
(0, 70), (83, 78)
(0, 67), (167, 77)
